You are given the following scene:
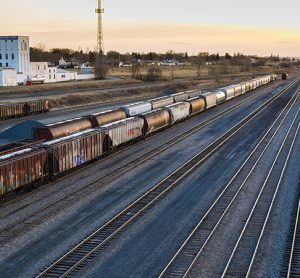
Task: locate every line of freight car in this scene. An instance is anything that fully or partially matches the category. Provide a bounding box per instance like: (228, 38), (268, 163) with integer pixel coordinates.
(33, 110), (128, 141)
(0, 100), (209, 196)
(0, 100), (50, 120)
(0, 74), (277, 196)
(31, 75), (277, 141)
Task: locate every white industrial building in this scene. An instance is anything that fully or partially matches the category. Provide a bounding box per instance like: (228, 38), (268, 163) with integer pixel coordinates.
(0, 35), (95, 86)
(0, 36), (30, 74)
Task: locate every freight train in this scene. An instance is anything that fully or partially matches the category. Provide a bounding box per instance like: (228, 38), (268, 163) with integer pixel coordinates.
(0, 75), (277, 196)
(0, 100), (50, 120)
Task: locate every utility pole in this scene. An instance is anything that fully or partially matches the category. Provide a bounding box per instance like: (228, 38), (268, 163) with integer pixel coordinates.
(95, 0), (104, 54)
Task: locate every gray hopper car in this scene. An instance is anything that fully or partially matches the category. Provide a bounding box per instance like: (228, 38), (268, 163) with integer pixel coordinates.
(171, 92), (191, 102)
(199, 92), (217, 109)
(102, 118), (144, 149)
(121, 102), (152, 117)
(188, 90), (202, 99)
(219, 86), (235, 100)
(166, 102), (191, 124)
(216, 91), (226, 104)
(149, 96), (174, 110)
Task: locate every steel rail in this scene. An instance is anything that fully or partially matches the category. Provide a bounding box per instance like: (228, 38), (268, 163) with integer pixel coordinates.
(222, 101), (300, 277)
(246, 122), (300, 277)
(36, 80), (298, 277)
(287, 198), (300, 278)
(159, 84), (300, 278)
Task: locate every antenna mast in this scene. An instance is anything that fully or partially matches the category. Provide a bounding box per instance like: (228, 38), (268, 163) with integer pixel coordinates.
(95, 0), (104, 53)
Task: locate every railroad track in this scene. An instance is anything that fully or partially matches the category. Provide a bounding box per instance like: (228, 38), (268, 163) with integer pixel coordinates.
(0, 79), (282, 208)
(159, 85), (300, 277)
(284, 199), (300, 278)
(35, 79), (299, 277)
(0, 81), (283, 234)
(222, 105), (300, 277)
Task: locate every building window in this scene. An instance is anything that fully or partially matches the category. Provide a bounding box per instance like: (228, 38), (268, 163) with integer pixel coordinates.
(44, 65), (46, 70)
(38, 65), (40, 70)
(12, 53), (14, 60)
(0, 63), (2, 67)
(5, 54), (8, 60)
(54, 74), (56, 79)
(49, 75), (51, 80)
(49, 69), (51, 73)
(0, 53), (2, 60)
(6, 63), (8, 67)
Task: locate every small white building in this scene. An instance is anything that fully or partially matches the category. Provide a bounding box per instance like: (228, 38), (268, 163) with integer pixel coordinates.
(77, 64), (95, 80)
(56, 69), (77, 82)
(0, 36), (30, 75)
(30, 62), (78, 83)
(0, 68), (17, 86)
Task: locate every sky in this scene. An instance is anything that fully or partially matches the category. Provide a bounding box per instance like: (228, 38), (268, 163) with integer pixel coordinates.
(0, 0), (299, 56)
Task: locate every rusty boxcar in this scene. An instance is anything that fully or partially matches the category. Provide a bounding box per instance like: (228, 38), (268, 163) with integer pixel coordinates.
(0, 102), (24, 120)
(41, 129), (105, 176)
(149, 96), (174, 110)
(0, 148), (48, 195)
(26, 100), (50, 114)
(166, 102), (191, 124)
(102, 118), (144, 149)
(282, 73), (288, 80)
(88, 109), (127, 127)
(187, 97), (206, 115)
(34, 117), (93, 140)
(0, 140), (44, 156)
(139, 109), (170, 135)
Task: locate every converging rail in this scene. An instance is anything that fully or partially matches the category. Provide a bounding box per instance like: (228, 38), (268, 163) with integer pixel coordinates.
(36, 79), (299, 277)
(159, 83), (300, 277)
(223, 103), (300, 277)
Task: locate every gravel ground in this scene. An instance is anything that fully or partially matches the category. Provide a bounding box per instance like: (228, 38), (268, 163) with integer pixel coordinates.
(0, 79), (297, 277)
(77, 80), (300, 278)
(245, 118), (300, 277)
(188, 91), (300, 277)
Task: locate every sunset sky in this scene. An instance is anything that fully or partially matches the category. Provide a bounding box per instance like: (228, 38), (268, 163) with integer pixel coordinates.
(1, 0), (299, 56)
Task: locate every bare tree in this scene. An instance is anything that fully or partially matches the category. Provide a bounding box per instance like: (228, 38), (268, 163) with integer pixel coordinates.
(145, 65), (162, 81)
(95, 53), (108, 79)
(131, 62), (141, 79)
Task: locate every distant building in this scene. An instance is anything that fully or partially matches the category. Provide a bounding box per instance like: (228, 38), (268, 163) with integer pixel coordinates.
(0, 36), (30, 75)
(0, 35), (95, 86)
(160, 59), (176, 66)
